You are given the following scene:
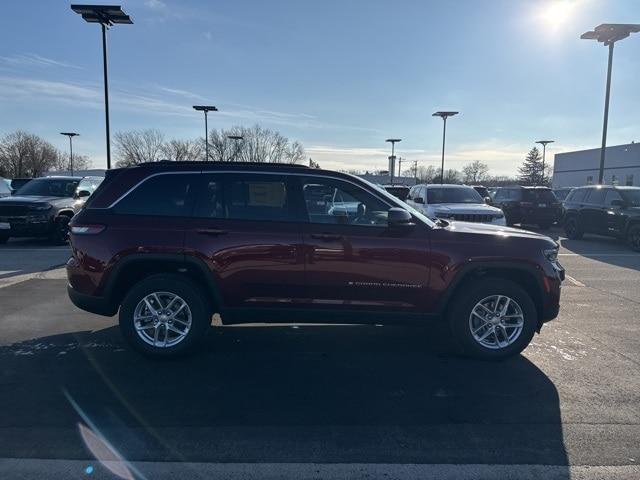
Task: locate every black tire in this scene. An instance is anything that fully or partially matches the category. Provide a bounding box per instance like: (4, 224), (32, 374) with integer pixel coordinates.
(627, 224), (640, 252)
(448, 278), (538, 360)
(49, 215), (71, 245)
(564, 216), (583, 240)
(119, 274), (210, 358)
(0, 234), (8, 244)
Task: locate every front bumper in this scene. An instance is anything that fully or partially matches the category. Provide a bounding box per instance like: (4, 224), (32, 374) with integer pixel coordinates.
(0, 215), (53, 236)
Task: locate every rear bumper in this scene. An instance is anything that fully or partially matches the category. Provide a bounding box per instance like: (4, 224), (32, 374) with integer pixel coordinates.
(67, 283), (117, 317)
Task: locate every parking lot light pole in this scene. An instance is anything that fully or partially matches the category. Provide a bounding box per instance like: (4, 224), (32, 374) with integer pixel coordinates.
(193, 106), (218, 161)
(385, 138), (401, 185)
(432, 111), (458, 184)
(227, 135), (243, 161)
(60, 132), (79, 176)
(535, 140), (554, 185)
(71, 5), (133, 170)
(581, 24), (640, 184)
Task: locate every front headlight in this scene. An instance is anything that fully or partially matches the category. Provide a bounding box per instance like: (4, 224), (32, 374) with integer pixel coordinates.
(543, 248), (558, 263)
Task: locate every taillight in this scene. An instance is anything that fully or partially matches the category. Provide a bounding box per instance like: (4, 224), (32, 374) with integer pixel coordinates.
(70, 225), (105, 235)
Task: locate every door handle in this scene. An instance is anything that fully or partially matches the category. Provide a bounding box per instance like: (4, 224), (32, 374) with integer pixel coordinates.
(197, 228), (228, 236)
(310, 233), (342, 241)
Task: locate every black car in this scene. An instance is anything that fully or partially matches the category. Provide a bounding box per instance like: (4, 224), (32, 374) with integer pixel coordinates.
(553, 187), (573, 202)
(0, 176), (81, 244)
(382, 184), (410, 201)
(562, 185), (640, 251)
(491, 186), (560, 229)
(10, 178), (32, 192)
(470, 185), (491, 202)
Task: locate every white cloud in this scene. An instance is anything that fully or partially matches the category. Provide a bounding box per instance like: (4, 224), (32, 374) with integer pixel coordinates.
(0, 54), (82, 70)
(144, 0), (167, 10)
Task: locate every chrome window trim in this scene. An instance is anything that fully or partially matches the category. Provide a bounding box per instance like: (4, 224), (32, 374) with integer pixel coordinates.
(95, 169), (432, 227)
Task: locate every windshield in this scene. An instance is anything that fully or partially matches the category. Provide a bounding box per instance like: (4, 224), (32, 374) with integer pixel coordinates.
(15, 178), (79, 197)
(358, 177), (436, 227)
(620, 189), (640, 207)
(427, 186), (483, 204)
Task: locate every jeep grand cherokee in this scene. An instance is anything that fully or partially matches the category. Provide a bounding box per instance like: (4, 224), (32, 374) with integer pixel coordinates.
(67, 161), (563, 359)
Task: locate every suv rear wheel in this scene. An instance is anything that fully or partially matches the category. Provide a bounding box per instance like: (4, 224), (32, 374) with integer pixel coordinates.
(448, 278), (537, 360)
(564, 216), (583, 240)
(119, 274), (210, 357)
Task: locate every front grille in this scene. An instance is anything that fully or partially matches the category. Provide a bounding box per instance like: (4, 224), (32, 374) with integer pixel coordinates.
(0, 205), (30, 216)
(451, 214), (495, 223)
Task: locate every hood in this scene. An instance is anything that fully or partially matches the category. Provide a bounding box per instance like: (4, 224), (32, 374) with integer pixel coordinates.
(444, 219), (555, 243)
(428, 203), (503, 215)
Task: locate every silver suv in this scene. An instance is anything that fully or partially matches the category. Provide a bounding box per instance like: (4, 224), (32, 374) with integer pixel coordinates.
(406, 184), (506, 225)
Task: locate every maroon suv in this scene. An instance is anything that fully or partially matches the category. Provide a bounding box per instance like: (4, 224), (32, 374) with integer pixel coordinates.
(67, 162), (563, 359)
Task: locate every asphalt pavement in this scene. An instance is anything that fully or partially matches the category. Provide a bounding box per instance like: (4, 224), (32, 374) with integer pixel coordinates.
(1, 229), (639, 479)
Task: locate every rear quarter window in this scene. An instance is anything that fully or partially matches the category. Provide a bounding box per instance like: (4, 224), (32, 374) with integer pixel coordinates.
(112, 173), (196, 217)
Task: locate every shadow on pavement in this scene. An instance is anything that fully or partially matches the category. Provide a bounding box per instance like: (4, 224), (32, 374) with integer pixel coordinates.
(0, 324), (568, 474)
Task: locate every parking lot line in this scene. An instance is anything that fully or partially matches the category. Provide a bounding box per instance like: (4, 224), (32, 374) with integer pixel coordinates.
(558, 253), (638, 257)
(565, 274), (586, 287)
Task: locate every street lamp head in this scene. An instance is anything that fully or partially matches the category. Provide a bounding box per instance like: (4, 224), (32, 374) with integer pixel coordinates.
(385, 138), (402, 143)
(432, 111), (459, 119)
(535, 140), (554, 146)
(581, 23), (640, 45)
(193, 105), (218, 112)
(60, 132), (80, 137)
(227, 135), (243, 140)
(71, 5), (133, 26)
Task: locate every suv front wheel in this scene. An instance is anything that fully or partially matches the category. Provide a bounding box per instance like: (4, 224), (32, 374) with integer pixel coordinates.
(448, 278), (537, 360)
(119, 274), (210, 357)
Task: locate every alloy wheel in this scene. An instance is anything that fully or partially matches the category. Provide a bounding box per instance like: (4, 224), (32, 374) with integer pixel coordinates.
(133, 291), (192, 348)
(468, 294), (524, 350)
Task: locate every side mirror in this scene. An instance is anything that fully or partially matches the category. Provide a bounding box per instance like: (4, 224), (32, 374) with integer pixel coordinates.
(414, 197), (424, 204)
(76, 190), (91, 198)
(484, 196), (492, 204)
(610, 199), (626, 208)
(388, 208), (414, 227)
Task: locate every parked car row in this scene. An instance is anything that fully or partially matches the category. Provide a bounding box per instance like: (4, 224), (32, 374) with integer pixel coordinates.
(0, 175), (103, 244)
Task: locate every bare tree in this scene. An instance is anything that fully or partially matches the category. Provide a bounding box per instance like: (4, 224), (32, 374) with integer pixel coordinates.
(114, 129), (166, 167)
(207, 125), (304, 163)
(161, 139), (203, 161)
(0, 131), (59, 177)
(416, 165), (439, 183)
(53, 153), (91, 172)
(462, 160), (489, 184)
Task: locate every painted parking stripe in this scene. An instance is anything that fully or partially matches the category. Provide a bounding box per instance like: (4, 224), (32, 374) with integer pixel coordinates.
(565, 274), (586, 287)
(558, 253), (638, 257)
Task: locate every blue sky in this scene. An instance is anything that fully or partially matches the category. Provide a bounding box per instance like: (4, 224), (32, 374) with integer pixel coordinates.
(0, 0), (638, 175)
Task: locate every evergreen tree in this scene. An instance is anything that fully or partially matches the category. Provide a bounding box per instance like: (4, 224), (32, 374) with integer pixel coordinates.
(518, 147), (544, 185)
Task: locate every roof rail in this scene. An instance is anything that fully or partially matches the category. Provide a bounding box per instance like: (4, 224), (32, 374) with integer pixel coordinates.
(135, 160), (309, 168)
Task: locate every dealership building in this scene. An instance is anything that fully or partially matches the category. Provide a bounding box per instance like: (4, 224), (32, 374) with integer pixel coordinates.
(552, 142), (640, 188)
